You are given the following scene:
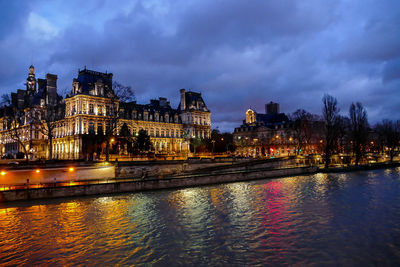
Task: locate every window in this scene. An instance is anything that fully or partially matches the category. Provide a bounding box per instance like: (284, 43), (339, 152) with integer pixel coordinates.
(98, 105), (103, 115)
(89, 104), (94, 114)
(97, 123), (103, 135)
(88, 122), (95, 134)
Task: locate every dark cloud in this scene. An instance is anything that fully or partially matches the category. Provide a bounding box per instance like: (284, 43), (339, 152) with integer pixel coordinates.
(0, 0), (399, 132)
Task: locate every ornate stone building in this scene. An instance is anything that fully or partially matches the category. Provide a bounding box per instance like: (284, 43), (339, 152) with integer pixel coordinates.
(233, 102), (324, 158)
(0, 66), (211, 160)
(234, 102), (292, 157)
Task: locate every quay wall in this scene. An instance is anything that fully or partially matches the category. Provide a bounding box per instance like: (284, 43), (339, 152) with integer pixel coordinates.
(116, 157), (298, 178)
(0, 166), (317, 202)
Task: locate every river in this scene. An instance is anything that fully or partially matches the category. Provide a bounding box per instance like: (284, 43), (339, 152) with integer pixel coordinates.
(1, 168), (400, 266)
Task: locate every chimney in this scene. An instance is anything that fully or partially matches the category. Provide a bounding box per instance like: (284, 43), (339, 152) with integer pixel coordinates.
(180, 89), (186, 110)
(46, 73), (58, 105)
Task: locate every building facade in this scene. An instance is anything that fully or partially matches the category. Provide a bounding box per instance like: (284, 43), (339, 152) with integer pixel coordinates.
(0, 67), (211, 160)
(233, 102), (323, 157)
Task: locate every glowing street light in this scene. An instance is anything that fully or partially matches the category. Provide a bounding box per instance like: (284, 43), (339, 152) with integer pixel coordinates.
(69, 167), (75, 172)
(0, 170), (6, 176)
(35, 169), (40, 173)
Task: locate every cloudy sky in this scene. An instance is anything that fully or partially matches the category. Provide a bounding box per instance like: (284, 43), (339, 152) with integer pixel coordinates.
(0, 0), (399, 132)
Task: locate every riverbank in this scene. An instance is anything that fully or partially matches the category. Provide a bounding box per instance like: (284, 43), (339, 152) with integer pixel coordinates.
(1, 159), (399, 203)
(0, 165), (316, 202)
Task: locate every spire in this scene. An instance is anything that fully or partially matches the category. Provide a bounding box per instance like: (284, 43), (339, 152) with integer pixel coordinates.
(27, 65), (36, 93)
(29, 65), (35, 75)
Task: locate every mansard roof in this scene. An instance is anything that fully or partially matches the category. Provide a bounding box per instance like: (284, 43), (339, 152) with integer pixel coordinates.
(178, 90), (209, 112)
(256, 113), (289, 126)
(76, 69), (112, 90)
(69, 68), (114, 98)
(121, 98), (180, 115)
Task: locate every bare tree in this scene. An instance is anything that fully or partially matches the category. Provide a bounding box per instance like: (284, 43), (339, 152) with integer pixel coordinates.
(322, 94), (340, 168)
(290, 109), (313, 154)
(375, 119), (400, 162)
(104, 81), (135, 161)
(349, 102), (369, 166)
(336, 115), (351, 154)
(7, 107), (29, 162)
(0, 94), (11, 107)
(35, 104), (63, 161)
(58, 87), (69, 99)
(113, 82), (135, 102)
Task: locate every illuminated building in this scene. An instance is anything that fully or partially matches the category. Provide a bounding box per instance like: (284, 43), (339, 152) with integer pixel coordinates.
(0, 66), (211, 160)
(233, 102), (323, 157)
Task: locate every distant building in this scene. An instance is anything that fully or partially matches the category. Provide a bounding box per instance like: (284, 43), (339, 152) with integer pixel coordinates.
(0, 66), (211, 160)
(234, 103), (291, 157)
(233, 102), (323, 157)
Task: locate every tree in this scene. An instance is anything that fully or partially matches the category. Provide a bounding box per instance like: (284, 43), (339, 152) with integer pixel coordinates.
(35, 104), (63, 161)
(190, 137), (203, 154)
(290, 109), (313, 155)
(349, 102), (369, 166)
(336, 115), (351, 154)
(322, 94), (340, 168)
(207, 129), (235, 153)
(7, 107), (29, 162)
(0, 94), (11, 107)
(104, 81), (135, 161)
(134, 129), (152, 152)
(375, 120), (400, 162)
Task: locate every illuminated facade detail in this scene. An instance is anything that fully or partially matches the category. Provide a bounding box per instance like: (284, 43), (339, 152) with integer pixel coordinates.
(0, 67), (211, 160)
(246, 109), (256, 124)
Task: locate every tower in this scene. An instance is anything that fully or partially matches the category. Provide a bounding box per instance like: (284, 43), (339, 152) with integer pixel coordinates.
(266, 101), (279, 114)
(26, 65), (37, 95)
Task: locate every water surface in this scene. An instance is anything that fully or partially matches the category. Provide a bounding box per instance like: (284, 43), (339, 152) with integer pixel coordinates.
(1, 169), (400, 266)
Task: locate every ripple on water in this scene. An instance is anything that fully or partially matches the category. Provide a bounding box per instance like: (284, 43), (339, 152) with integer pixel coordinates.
(1, 169), (400, 265)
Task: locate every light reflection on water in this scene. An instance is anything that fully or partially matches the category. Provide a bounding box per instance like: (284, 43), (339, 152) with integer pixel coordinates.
(1, 169), (400, 265)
